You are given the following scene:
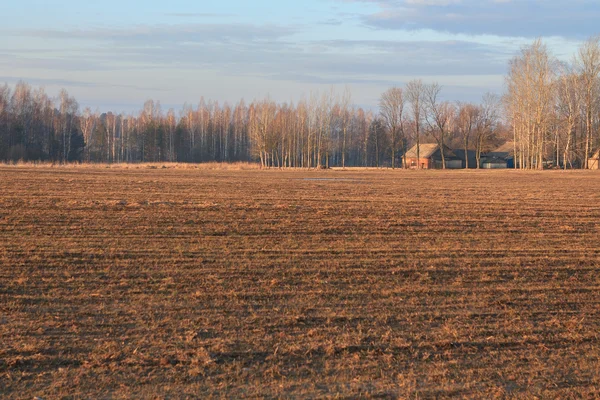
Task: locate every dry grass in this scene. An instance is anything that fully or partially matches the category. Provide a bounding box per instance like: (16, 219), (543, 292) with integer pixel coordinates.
(1, 166), (600, 398)
(1, 161), (263, 170)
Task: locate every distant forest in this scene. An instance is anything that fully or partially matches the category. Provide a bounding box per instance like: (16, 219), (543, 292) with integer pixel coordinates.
(1, 36), (600, 169)
(0, 82), (509, 168)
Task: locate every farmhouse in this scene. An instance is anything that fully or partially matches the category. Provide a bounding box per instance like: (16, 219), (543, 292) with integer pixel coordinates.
(484, 142), (516, 169)
(403, 143), (462, 169)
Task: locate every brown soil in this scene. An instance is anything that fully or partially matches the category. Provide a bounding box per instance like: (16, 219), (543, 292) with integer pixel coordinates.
(1, 167), (600, 398)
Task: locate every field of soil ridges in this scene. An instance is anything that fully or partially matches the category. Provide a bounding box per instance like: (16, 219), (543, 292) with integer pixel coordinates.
(1, 167), (600, 398)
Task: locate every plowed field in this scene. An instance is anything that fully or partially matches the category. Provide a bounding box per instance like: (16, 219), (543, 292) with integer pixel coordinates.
(1, 167), (600, 398)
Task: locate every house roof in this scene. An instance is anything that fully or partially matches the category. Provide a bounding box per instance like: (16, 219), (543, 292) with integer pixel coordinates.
(488, 142), (515, 157)
(405, 143), (456, 159)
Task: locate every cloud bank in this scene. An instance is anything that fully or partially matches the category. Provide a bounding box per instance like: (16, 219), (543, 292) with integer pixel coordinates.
(348, 0), (600, 38)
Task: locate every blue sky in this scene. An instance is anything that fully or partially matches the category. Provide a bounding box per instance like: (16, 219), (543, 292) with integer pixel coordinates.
(1, 0), (597, 112)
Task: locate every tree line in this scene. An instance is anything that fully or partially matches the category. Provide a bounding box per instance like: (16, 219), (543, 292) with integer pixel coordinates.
(0, 82), (507, 167)
(2, 35), (599, 168)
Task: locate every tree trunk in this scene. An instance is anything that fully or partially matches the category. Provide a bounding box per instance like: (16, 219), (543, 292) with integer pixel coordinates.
(464, 138), (469, 169)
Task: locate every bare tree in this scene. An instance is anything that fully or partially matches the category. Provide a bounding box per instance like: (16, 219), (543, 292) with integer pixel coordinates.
(11, 82), (33, 157)
(555, 65), (581, 169)
(58, 89), (78, 162)
(424, 83), (454, 169)
(574, 36), (600, 168)
(379, 87), (405, 169)
(105, 112), (117, 162)
(0, 85), (10, 158)
(80, 107), (97, 162)
(475, 93), (500, 168)
(182, 103), (197, 158)
(232, 100), (247, 160)
(249, 99), (277, 168)
(505, 39), (556, 169)
(455, 103), (479, 168)
(340, 87), (352, 169)
(166, 109), (176, 162)
(405, 79), (425, 168)
(317, 89), (335, 168)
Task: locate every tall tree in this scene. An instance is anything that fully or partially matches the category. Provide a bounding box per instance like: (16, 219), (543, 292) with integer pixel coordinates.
(339, 88), (352, 169)
(505, 39), (556, 169)
(555, 66), (581, 169)
(79, 107), (97, 162)
(379, 87), (405, 169)
(455, 103), (479, 169)
(424, 83), (453, 169)
(405, 79), (425, 168)
(58, 89), (78, 162)
(475, 93), (501, 168)
(574, 36), (600, 168)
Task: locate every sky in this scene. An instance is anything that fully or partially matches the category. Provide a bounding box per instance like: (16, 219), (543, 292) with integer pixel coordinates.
(0, 0), (598, 112)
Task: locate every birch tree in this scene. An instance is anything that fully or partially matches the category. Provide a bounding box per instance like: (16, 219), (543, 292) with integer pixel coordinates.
(574, 36), (600, 168)
(80, 107), (97, 162)
(339, 88), (352, 169)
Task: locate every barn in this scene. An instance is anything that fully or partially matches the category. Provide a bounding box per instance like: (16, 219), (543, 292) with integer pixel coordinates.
(588, 149), (600, 169)
(453, 149), (478, 169)
(481, 156), (508, 169)
(403, 143), (461, 169)
(485, 142), (516, 169)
